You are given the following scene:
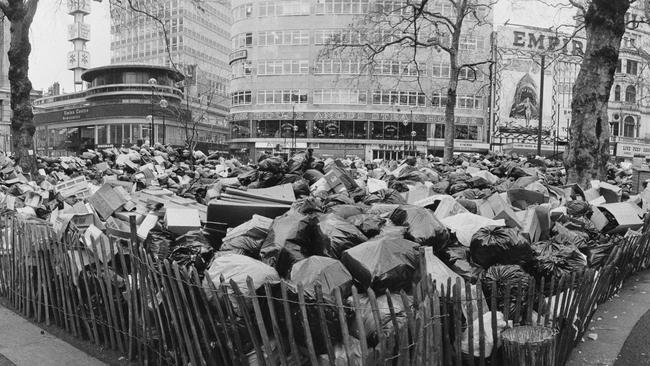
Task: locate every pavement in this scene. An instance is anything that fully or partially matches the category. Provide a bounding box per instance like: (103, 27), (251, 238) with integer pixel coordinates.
(0, 305), (107, 366)
(566, 270), (650, 366)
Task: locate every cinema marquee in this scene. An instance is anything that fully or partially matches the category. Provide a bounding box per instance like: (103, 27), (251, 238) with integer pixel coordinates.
(511, 30), (585, 56)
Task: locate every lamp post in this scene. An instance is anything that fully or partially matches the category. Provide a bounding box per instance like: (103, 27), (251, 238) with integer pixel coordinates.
(145, 115), (153, 145)
(148, 78), (157, 144)
(159, 98), (168, 145)
(292, 104), (296, 156)
(402, 118), (409, 159)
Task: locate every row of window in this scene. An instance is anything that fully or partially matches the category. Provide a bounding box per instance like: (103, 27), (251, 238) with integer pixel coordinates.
(613, 85), (637, 103)
(617, 59), (639, 76)
(230, 120), (480, 141)
(233, 30), (485, 50)
(231, 89), (483, 108)
(233, 59), (484, 79)
(232, 0), (461, 19)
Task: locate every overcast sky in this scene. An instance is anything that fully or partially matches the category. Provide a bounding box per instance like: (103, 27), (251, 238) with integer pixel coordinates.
(29, 0), (111, 94)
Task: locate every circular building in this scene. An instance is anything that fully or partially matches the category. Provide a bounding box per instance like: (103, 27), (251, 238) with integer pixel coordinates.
(228, 0), (491, 161)
(34, 64), (229, 156)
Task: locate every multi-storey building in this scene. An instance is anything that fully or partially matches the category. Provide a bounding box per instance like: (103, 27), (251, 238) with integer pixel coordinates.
(228, 0), (493, 161)
(492, 0), (650, 161)
(109, 0), (231, 148)
(607, 1), (650, 160)
(110, 0), (231, 98)
(32, 64), (229, 156)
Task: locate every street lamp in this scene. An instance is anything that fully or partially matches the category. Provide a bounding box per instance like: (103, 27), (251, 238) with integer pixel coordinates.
(148, 78), (157, 144)
(292, 104), (297, 156)
(159, 98), (168, 145)
(145, 115), (153, 145)
(411, 130), (416, 152)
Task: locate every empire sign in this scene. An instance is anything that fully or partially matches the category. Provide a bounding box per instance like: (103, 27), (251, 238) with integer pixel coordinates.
(510, 30), (585, 56)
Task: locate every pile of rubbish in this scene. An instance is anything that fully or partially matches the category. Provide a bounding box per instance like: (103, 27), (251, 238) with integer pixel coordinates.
(0, 145), (647, 362)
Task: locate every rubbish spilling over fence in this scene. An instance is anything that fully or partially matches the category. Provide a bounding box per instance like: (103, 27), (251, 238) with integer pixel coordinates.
(1, 212), (648, 366)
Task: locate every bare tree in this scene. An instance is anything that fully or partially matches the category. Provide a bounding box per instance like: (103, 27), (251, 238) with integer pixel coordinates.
(109, 0), (228, 151)
(564, 0), (631, 185)
(0, 0), (38, 174)
(323, 0), (495, 162)
(166, 82), (228, 151)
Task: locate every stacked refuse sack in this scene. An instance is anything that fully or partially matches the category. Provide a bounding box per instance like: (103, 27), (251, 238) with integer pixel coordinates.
(0, 144), (646, 363)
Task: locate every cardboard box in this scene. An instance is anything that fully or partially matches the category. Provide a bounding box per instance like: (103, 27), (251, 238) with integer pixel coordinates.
(83, 224), (118, 263)
(208, 200), (291, 228)
(598, 203), (643, 234)
(165, 208), (201, 235)
(507, 188), (547, 210)
(487, 193), (522, 228)
(137, 214), (159, 240)
(88, 184), (127, 220)
(517, 207), (541, 243)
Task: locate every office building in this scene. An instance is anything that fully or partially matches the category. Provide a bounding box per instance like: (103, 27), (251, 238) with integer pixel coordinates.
(110, 0), (231, 98)
(228, 0), (493, 161)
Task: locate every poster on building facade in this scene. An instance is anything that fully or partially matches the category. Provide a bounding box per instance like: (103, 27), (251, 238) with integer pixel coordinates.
(494, 25), (585, 142)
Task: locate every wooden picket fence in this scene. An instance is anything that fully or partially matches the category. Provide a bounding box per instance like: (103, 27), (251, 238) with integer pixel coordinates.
(0, 211), (649, 366)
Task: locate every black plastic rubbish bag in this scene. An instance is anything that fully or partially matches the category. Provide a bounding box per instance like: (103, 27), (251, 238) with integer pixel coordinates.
(237, 169), (259, 186)
(346, 214), (386, 238)
(290, 256), (354, 299)
(362, 189), (407, 205)
(451, 259), (483, 284)
(389, 206), (450, 251)
(303, 169), (324, 186)
(291, 197), (324, 214)
(480, 265), (532, 315)
(258, 156), (287, 173)
(566, 201), (592, 217)
(168, 241), (215, 275)
(255, 281), (347, 355)
(260, 211), (320, 277)
(287, 152), (307, 174)
(470, 227), (535, 269)
(315, 213), (368, 259)
(586, 240), (616, 268)
(323, 193), (356, 208)
(327, 204), (366, 219)
(292, 179), (311, 198)
(341, 237), (420, 293)
(203, 253), (280, 294)
(220, 236), (263, 259)
(533, 241), (587, 280)
(350, 293), (411, 347)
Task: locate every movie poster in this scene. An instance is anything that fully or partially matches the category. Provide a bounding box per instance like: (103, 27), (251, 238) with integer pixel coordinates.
(497, 57), (555, 138)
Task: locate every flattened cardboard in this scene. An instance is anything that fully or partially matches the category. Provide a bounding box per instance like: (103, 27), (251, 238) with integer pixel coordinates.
(88, 184), (127, 220)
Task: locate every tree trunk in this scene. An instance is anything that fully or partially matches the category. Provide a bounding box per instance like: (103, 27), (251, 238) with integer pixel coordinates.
(444, 63), (459, 162)
(565, 0), (629, 186)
